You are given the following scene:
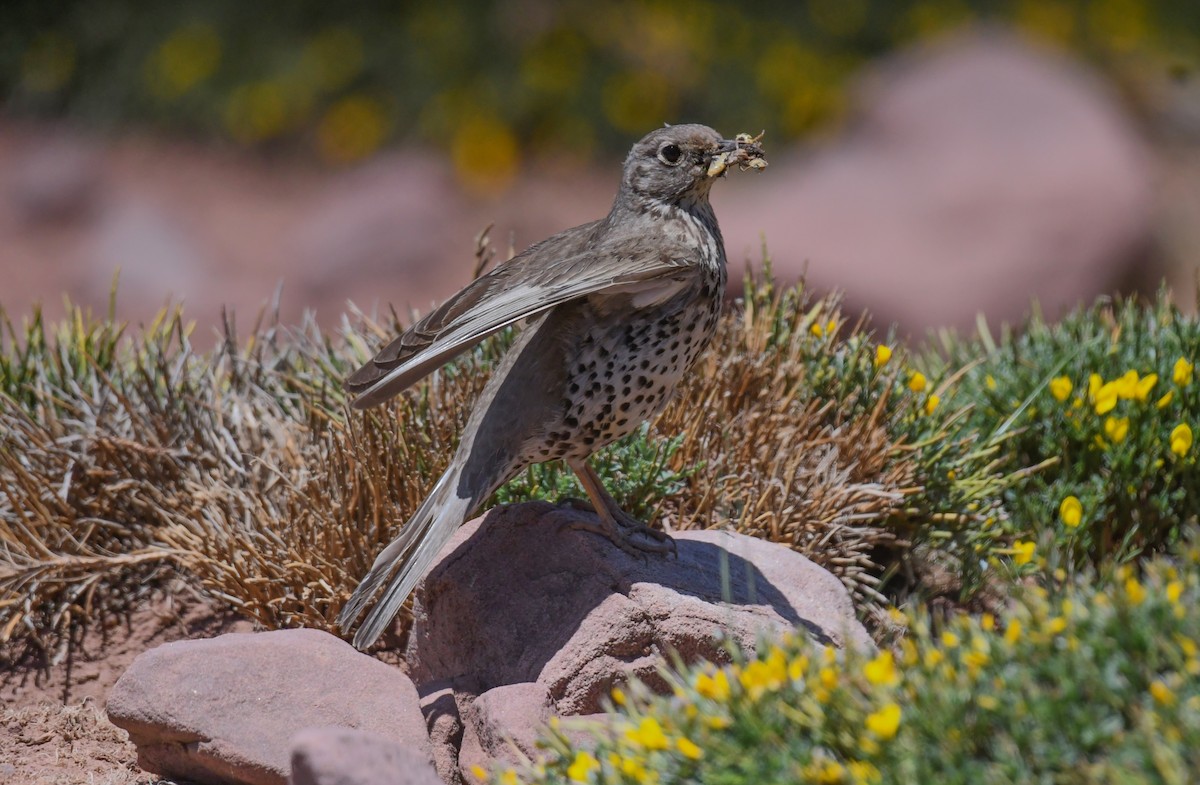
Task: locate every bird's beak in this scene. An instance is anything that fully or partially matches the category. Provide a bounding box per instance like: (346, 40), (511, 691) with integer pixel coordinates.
(707, 132), (768, 178)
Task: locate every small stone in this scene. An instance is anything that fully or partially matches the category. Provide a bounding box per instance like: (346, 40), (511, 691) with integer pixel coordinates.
(290, 726), (442, 785)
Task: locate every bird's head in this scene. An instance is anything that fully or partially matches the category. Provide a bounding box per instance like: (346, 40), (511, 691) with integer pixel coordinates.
(619, 124), (767, 210)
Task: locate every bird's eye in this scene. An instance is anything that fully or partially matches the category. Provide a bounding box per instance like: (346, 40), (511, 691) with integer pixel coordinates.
(657, 143), (682, 165)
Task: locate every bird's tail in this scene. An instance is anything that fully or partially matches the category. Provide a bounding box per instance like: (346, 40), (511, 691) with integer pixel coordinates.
(337, 470), (476, 650)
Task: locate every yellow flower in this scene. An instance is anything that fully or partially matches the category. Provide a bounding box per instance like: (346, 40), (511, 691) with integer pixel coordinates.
(1012, 540), (1036, 566)
(1150, 679), (1176, 707)
(625, 717), (669, 750)
(864, 651), (900, 687)
(985, 374), (997, 390)
(1135, 373), (1158, 401)
(866, 703), (902, 740)
(1125, 576), (1147, 605)
(1167, 580), (1183, 604)
(695, 670), (730, 702)
(1093, 380), (1119, 414)
(1104, 416), (1129, 443)
(1049, 375), (1073, 402)
(676, 737), (703, 760)
(875, 344), (892, 368)
(924, 394), (940, 415)
(1170, 423), (1193, 456)
(470, 765), (489, 781)
(848, 760), (881, 784)
(1114, 370), (1140, 399)
(1047, 616), (1067, 635)
(807, 758), (846, 784)
(924, 649), (944, 668)
(941, 631), (961, 648)
(611, 687), (626, 706)
(1157, 390), (1175, 409)
(908, 372), (927, 392)
(1003, 619), (1022, 645)
(1059, 495), (1083, 528)
(564, 753), (597, 782)
(981, 612), (995, 631)
(1174, 357), (1194, 386)
(789, 654), (809, 681)
(500, 771), (519, 785)
(977, 694), (999, 710)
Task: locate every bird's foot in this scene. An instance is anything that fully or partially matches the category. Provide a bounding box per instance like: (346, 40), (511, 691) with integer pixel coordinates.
(556, 507), (676, 557)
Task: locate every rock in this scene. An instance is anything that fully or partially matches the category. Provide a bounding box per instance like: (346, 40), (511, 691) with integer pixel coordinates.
(107, 628), (430, 785)
(407, 502), (870, 716)
(5, 133), (102, 224)
(456, 682), (554, 777)
(419, 681), (464, 785)
(718, 29), (1153, 334)
(290, 726), (442, 785)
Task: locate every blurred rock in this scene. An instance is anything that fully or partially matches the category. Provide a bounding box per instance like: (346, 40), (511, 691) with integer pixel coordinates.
(406, 502), (870, 717)
(290, 726), (442, 785)
(107, 628), (430, 785)
(292, 152), (468, 312)
(5, 133), (102, 224)
(720, 29), (1154, 334)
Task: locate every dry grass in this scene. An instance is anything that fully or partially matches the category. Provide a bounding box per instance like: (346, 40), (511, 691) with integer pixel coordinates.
(1, 268), (983, 655)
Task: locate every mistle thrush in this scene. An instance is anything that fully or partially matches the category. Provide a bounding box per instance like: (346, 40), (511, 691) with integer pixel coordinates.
(338, 124), (766, 649)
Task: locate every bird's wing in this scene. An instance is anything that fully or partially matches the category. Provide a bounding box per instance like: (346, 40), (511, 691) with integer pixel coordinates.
(345, 234), (694, 409)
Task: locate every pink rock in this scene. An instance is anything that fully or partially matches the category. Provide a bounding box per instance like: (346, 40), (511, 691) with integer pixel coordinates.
(456, 682), (553, 778)
(718, 29), (1153, 334)
(107, 628), (430, 785)
(419, 681), (464, 785)
(406, 502), (870, 716)
(290, 726), (442, 785)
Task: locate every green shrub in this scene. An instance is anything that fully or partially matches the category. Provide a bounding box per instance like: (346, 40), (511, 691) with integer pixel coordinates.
(930, 291), (1200, 577)
(492, 533), (1200, 785)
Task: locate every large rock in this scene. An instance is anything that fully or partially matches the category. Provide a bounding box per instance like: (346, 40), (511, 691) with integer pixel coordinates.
(290, 726), (442, 785)
(107, 628), (430, 785)
(718, 29), (1153, 334)
(407, 502), (870, 716)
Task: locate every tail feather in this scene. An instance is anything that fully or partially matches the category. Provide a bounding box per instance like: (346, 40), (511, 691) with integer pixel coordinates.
(338, 473), (475, 650)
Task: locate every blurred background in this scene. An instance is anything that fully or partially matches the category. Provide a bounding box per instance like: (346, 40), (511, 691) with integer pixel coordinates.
(1, 0), (1198, 337)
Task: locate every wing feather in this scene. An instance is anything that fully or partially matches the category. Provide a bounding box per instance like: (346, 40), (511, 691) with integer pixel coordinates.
(346, 234), (691, 409)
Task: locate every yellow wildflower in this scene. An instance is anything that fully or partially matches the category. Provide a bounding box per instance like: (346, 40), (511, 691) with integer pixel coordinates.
(470, 765), (489, 781)
(500, 771), (519, 785)
(1093, 380), (1119, 414)
(625, 718), (669, 750)
(1135, 373), (1158, 401)
(1012, 540), (1036, 566)
(1088, 373), (1102, 399)
(819, 666), (838, 690)
(864, 651), (900, 687)
(704, 715), (730, 730)
(985, 374), (997, 390)
(611, 687), (626, 706)
(1174, 357), (1194, 386)
(941, 631), (961, 648)
(1167, 581), (1183, 604)
(908, 371), (927, 392)
(924, 649), (944, 668)
(788, 654), (809, 681)
(1049, 375), (1073, 402)
(807, 758), (846, 784)
(619, 756), (648, 781)
(695, 669), (730, 702)
(1047, 616), (1067, 635)
(676, 737), (703, 760)
(1157, 390), (1175, 409)
(1059, 495), (1083, 528)
(1104, 416), (1129, 443)
(1150, 680), (1176, 707)
(567, 751), (599, 782)
(1125, 576), (1147, 605)
(924, 394), (940, 415)
(866, 703), (902, 740)
(875, 344), (892, 367)
(1115, 370), (1140, 399)
(848, 760), (882, 784)
(1170, 423), (1193, 456)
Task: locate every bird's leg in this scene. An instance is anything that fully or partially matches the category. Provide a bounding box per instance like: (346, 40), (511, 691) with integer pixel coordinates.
(561, 459), (675, 555)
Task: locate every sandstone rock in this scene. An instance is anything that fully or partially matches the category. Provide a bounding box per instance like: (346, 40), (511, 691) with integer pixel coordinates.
(107, 628), (430, 785)
(419, 681), (464, 785)
(290, 726), (442, 785)
(407, 502), (870, 716)
(456, 682), (554, 777)
(718, 29), (1153, 334)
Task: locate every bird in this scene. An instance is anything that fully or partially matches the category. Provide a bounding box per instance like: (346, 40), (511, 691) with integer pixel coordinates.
(337, 124), (766, 650)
